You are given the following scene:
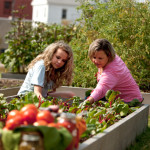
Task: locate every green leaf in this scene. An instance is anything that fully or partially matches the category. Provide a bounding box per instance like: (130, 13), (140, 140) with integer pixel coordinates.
(128, 99), (141, 107)
(108, 90), (120, 103)
(40, 101), (51, 107)
(105, 90), (113, 100)
(120, 104), (129, 116)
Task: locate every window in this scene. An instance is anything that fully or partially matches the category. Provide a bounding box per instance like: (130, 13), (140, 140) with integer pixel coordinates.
(62, 9), (67, 19)
(3, 1), (12, 15)
(5, 1), (11, 9)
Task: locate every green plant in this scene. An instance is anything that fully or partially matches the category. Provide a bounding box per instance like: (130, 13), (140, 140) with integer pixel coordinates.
(71, 0), (150, 91)
(0, 18), (76, 73)
(0, 89), (141, 145)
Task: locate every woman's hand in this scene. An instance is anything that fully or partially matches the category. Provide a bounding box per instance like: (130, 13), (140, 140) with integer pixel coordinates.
(85, 97), (94, 103)
(78, 97), (94, 109)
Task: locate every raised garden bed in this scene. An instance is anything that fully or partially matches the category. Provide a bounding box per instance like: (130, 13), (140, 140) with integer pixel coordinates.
(57, 87), (150, 115)
(78, 104), (149, 150)
(4, 94), (149, 150)
(1, 73), (26, 80)
(0, 78), (23, 97)
(0, 78), (23, 89)
(1, 80), (150, 112)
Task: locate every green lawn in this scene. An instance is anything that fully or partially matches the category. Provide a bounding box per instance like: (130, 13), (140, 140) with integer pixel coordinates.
(127, 116), (150, 150)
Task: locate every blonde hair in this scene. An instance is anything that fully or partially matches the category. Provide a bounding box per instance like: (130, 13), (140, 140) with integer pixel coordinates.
(27, 41), (74, 89)
(88, 39), (116, 62)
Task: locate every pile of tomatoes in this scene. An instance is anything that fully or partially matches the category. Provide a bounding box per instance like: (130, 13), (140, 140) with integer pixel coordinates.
(2, 103), (87, 150)
(3, 104), (55, 130)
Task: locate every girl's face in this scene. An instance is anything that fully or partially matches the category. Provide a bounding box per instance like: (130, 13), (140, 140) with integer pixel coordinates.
(51, 48), (68, 69)
(92, 50), (109, 68)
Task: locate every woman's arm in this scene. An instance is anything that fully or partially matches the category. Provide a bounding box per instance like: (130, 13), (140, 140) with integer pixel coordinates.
(87, 72), (118, 102)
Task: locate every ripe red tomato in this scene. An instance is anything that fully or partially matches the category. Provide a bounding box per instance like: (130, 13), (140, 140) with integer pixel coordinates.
(21, 109), (37, 124)
(48, 123), (60, 129)
(5, 115), (23, 130)
(7, 110), (21, 120)
(21, 104), (38, 114)
(36, 110), (54, 123)
(33, 120), (48, 126)
(57, 121), (76, 133)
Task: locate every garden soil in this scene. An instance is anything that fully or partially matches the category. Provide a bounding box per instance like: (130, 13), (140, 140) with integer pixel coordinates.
(0, 78), (23, 89)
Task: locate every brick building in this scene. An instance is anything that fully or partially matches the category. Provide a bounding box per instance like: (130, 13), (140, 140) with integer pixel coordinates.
(0, 0), (32, 20)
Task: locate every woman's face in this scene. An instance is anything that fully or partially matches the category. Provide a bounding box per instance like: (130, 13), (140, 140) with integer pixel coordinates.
(51, 48), (68, 69)
(92, 50), (109, 68)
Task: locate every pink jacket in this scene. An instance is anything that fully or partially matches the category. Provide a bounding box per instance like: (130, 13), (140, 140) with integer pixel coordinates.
(90, 55), (143, 102)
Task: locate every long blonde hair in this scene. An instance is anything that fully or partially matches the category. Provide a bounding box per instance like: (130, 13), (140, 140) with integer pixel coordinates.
(27, 41), (74, 89)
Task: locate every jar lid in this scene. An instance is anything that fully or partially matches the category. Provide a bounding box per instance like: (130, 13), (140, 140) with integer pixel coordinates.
(22, 134), (40, 141)
(60, 112), (76, 119)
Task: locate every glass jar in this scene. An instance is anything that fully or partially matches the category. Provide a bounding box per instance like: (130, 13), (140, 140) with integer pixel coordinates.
(19, 132), (44, 150)
(58, 113), (77, 150)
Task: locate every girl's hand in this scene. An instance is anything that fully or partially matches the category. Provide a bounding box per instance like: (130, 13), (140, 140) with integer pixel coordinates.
(34, 85), (43, 99)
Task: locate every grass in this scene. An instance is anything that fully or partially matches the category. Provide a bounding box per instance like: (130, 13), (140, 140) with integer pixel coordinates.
(127, 116), (150, 150)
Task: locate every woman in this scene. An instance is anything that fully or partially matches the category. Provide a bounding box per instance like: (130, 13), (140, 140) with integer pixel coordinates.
(18, 41), (75, 99)
(84, 38), (143, 103)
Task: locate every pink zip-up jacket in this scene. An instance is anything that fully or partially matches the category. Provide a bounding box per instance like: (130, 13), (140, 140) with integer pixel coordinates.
(90, 55), (143, 102)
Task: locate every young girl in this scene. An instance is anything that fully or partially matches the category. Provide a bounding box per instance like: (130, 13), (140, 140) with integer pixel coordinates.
(18, 41), (75, 99)
(84, 39), (143, 103)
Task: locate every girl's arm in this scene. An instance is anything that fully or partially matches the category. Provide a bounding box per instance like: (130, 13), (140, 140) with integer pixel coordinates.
(34, 85), (43, 99)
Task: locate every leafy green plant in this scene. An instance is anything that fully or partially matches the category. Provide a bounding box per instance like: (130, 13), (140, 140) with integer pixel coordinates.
(2, 90), (140, 138)
(0, 92), (47, 121)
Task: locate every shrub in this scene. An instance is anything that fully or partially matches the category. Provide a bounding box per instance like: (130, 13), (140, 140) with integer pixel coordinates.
(71, 0), (150, 91)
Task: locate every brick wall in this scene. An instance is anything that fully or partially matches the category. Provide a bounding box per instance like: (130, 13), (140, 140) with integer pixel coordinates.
(0, 0), (32, 19)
